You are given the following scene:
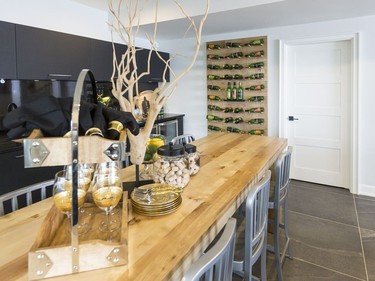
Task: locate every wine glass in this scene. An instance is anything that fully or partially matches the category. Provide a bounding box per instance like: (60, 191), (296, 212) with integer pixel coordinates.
(92, 172), (123, 241)
(53, 169), (88, 235)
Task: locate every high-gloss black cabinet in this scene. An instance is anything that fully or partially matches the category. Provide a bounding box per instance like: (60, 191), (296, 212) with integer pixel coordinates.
(16, 25), (91, 80)
(90, 39), (128, 81)
(136, 49), (170, 82)
(0, 21), (17, 79)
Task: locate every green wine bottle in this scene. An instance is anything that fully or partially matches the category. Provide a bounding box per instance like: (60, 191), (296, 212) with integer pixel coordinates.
(237, 82), (243, 101)
(234, 117), (243, 124)
(207, 74), (221, 80)
(223, 64), (233, 70)
(231, 82), (237, 100)
(224, 107), (234, 113)
(226, 42), (241, 48)
(248, 118), (265, 124)
(245, 50), (264, 58)
(224, 117), (234, 123)
(207, 54), (224, 60)
(208, 95), (222, 101)
(207, 114), (223, 122)
(246, 73), (264, 80)
(207, 85), (222, 91)
(208, 105), (224, 111)
(245, 107), (264, 113)
(226, 82), (232, 101)
(233, 74), (243, 80)
(225, 52), (243, 59)
(234, 107), (244, 113)
(244, 39), (264, 46)
(207, 64), (221, 70)
(208, 125), (224, 132)
(248, 129), (265, 135)
(248, 96), (264, 102)
(248, 62), (265, 68)
(245, 84), (265, 91)
(207, 43), (221, 50)
(227, 127), (243, 133)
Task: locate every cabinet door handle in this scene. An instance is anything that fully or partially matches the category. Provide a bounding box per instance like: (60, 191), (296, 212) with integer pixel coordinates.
(15, 154), (24, 159)
(48, 74), (72, 78)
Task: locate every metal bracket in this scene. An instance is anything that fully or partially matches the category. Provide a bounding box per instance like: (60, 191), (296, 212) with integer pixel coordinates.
(105, 142), (125, 161)
(23, 139), (50, 167)
(106, 246), (126, 265)
(29, 251), (53, 280)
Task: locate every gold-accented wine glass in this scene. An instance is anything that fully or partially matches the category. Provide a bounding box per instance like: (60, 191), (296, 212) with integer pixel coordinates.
(92, 171), (123, 241)
(53, 169), (88, 235)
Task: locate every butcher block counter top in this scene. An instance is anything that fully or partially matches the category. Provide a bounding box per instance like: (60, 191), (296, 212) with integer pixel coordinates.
(0, 132), (287, 281)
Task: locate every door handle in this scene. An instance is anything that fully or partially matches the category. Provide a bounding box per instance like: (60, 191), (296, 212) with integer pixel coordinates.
(288, 116), (299, 121)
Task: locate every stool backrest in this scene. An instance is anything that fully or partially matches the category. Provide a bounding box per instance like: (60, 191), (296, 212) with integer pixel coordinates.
(183, 217), (237, 281)
(0, 179), (54, 216)
(275, 146), (293, 205)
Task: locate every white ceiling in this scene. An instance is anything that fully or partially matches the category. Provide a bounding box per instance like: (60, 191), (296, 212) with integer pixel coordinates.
(72, 0), (375, 40)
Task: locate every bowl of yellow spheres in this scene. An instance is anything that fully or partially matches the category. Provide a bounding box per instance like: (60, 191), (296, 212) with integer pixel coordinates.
(144, 134), (166, 163)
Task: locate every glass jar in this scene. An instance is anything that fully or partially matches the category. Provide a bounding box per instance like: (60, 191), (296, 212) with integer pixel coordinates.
(153, 143), (190, 189)
(185, 144), (200, 176)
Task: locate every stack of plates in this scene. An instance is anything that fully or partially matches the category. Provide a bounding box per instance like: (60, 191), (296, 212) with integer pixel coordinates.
(131, 183), (182, 216)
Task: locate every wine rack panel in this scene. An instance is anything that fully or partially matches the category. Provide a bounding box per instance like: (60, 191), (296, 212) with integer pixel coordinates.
(206, 36), (268, 135)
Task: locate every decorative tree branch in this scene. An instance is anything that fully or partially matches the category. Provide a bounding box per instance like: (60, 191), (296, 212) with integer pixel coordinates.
(108, 0), (210, 165)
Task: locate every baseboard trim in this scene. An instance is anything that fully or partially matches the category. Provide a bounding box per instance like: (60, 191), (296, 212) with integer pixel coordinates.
(358, 184), (375, 198)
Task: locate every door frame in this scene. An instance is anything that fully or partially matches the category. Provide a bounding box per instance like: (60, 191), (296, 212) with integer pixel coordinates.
(279, 33), (359, 194)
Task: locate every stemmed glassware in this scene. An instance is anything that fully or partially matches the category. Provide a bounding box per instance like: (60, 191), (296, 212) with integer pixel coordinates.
(92, 166), (123, 241)
(53, 169), (88, 235)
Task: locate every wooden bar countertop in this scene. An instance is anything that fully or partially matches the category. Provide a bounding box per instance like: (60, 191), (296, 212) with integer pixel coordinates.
(0, 132), (287, 281)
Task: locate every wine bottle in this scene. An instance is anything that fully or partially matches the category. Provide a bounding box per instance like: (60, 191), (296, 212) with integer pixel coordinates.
(207, 64), (221, 70)
(86, 103), (105, 137)
(248, 118), (265, 124)
(248, 129), (265, 135)
(246, 73), (264, 80)
(226, 42), (241, 48)
(237, 82), (243, 101)
(207, 114), (223, 122)
(234, 107), (244, 113)
(207, 74), (221, 80)
(103, 105), (140, 139)
(234, 117), (243, 124)
(208, 105), (224, 111)
(208, 85), (222, 91)
(245, 84), (265, 91)
(231, 82), (237, 100)
(207, 43), (221, 50)
(223, 64), (233, 70)
(244, 39), (264, 46)
(245, 50), (264, 58)
(224, 117), (234, 123)
(227, 127), (244, 134)
(207, 54), (224, 60)
(208, 125), (224, 132)
(248, 96), (265, 102)
(248, 62), (265, 68)
(208, 95), (222, 101)
(245, 107), (264, 113)
(233, 74), (243, 80)
(225, 52), (243, 59)
(233, 64), (243, 69)
(222, 74), (234, 80)
(226, 82), (232, 101)
(224, 107), (234, 113)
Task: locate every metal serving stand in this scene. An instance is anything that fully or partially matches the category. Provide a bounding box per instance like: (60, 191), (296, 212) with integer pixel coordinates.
(24, 69), (129, 280)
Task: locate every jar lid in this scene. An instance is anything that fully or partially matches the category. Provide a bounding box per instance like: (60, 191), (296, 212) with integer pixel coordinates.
(184, 143), (197, 154)
(157, 142), (185, 157)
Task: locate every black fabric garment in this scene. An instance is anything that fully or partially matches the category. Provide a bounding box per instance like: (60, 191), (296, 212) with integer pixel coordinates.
(0, 96), (140, 139)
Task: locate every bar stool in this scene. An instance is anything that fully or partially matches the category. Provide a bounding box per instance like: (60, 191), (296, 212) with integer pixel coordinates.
(233, 170), (271, 281)
(0, 179), (54, 216)
(171, 134), (195, 145)
(267, 146), (293, 281)
(183, 217), (237, 281)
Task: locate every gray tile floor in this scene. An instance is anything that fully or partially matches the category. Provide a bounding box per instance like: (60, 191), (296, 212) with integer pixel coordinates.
(233, 180), (375, 281)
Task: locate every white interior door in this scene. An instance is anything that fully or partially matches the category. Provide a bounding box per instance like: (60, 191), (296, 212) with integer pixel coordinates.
(284, 40), (351, 188)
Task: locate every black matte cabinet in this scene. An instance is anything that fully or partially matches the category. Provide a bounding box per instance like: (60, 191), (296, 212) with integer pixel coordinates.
(16, 25), (91, 80)
(136, 49), (170, 82)
(0, 21), (17, 79)
(90, 39), (128, 81)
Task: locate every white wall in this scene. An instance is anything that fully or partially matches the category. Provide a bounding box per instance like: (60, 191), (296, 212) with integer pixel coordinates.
(160, 15), (375, 197)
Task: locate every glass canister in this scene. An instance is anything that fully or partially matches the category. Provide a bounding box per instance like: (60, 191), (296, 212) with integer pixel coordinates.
(153, 143), (190, 189)
(184, 143), (200, 176)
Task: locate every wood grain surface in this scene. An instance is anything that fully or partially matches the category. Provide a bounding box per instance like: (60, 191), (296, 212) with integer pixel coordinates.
(0, 133), (287, 281)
